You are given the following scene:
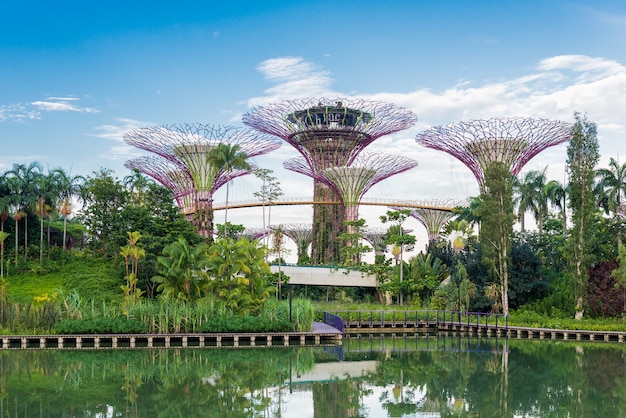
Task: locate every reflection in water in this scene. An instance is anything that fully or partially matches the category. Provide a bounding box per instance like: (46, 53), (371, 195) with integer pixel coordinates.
(1, 333), (626, 417)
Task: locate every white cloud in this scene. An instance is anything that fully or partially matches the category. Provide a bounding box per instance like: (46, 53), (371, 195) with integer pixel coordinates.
(32, 96), (100, 113)
(91, 118), (152, 143)
(0, 96), (100, 122)
(0, 103), (40, 122)
(247, 57), (334, 106)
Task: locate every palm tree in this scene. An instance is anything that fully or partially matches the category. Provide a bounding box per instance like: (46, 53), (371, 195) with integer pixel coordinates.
(514, 168), (548, 233)
(545, 179), (568, 233)
(4, 162), (43, 261)
(595, 157), (626, 217)
(53, 168), (86, 250)
(33, 170), (59, 263)
(208, 143), (251, 228)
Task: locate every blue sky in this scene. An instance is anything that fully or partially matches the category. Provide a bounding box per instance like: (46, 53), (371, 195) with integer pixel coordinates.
(1, 0), (626, 246)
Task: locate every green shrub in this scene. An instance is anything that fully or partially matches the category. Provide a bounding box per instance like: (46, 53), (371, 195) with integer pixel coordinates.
(198, 316), (294, 333)
(54, 317), (147, 334)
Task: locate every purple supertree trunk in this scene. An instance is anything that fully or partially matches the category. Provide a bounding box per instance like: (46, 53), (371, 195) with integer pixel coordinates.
(415, 117), (572, 191)
(244, 98), (417, 264)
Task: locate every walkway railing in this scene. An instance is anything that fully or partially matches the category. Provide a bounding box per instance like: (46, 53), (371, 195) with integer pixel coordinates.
(325, 310), (508, 334)
(212, 196), (457, 211)
(323, 312), (345, 334)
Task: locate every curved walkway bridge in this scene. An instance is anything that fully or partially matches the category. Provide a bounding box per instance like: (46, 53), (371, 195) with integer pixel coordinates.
(212, 196), (457, 211)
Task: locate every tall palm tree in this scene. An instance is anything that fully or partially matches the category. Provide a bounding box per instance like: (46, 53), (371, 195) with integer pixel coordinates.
(53, 168), (86, 250)
(545, 179), (568, 233)
(595, 157), (626, 217)
(514, 168), (548, 233)
(4, 162), (43, 262)
(33, 170), (59, 263)
(208, 143), (251, 228)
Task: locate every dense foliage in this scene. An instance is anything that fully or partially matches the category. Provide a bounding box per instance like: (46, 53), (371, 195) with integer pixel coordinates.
(2, 113), (626, 333)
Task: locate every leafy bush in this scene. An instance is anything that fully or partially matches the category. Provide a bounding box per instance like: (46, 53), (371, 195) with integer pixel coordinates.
(54, 317), (147, 334)
(198, 316), (294, 333)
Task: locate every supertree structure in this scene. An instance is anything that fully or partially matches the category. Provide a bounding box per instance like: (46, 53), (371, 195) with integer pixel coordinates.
(269, 223), (313, 264)
(286, 152), (418, 233)
(237, 227), (271, 242)
(125, 155), (196, 218)
(362, 227), (389, 256)
(415, 117), (572, 191)
(243, 98), (417, 264)
(390, 198), (466, 245)
(125, 153), (256, 229)
(124, 124), (281, 239)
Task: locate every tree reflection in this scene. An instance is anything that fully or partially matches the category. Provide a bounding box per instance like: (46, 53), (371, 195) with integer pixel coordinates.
(3, 336), (626, 416)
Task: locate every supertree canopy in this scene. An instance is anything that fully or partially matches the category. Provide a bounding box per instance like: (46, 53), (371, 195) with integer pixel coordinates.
(270, 223), (313, 264)
(391, 198), (466, 244)
(243, 98), (417, 170)
(362, 227), (389, 256)
(125, 155), (196, 217)
(415, 117), (572, 190)
(244, 98), (417, 264)
(286, 152), (418, 231)
(124, 124), (281, 238)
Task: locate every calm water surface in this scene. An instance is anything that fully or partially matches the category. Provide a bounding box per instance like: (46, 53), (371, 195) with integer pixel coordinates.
(2, 333), (626, 417)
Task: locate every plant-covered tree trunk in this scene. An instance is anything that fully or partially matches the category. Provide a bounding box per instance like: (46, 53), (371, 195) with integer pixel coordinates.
(479, 161), (515, 316)
(566, 113), (599, 320)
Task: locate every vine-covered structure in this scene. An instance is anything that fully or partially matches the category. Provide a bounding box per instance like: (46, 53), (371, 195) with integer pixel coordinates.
(415, 117), (572, 191)
(286, 153), (418, 233)
(123, 124), (281, 239)
(243, 98), (417, 263)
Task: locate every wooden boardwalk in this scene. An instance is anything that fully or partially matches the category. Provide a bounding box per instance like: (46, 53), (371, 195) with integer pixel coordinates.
(1, 322), (342, 350)
(328, 310), (626, 344)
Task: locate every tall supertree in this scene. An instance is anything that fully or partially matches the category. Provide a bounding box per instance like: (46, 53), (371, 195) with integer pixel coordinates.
(124, 124), (281, 239)
(244, 98), (417, 263)
(286, 153), (418, 233)
(416, 117), (571, 315)
(391, 198), (466, 245)
(415, 117), (572, 191)
(270, 223), (313, 264)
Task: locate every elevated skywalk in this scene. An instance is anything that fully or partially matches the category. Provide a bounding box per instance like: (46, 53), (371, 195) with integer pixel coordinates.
(269, 265), (377, 287)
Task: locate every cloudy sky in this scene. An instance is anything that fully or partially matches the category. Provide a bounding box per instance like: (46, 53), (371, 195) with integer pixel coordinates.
(1, 0), (625, 250)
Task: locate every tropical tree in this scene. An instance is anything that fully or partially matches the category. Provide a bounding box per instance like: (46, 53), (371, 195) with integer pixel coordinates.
(120, 231), (145, 315)
(545, 179), (568, 233)
(206, 237), (272, 314)
(381, 209), (416, 305)
(4, 162), (43, 263)
(208, 143), (251, 227)
(514, 168), (548, 232)
(33, 170), (59, 263)
(595, 157), (626, 217)
(452, 196), (482, 227)
(253, 168), (283, 247)
(79, 168), (127, 257)
(152, 236), (210, 302)
(478, 161), (516, 316)
(0, 231), (8, 279)
(54, 168), (86, 250)
(567, 112), (600, 320)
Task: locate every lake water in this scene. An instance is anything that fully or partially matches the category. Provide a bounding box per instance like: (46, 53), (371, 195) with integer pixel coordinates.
(2, 332), (625, 417)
